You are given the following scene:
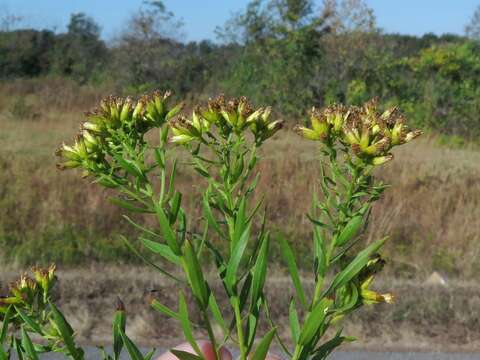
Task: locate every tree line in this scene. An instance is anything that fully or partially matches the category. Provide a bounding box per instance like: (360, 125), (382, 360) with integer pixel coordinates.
(2, 0), (480, 138)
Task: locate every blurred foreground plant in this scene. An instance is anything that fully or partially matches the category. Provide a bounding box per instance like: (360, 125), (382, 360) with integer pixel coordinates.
(1, 94), (420, 360)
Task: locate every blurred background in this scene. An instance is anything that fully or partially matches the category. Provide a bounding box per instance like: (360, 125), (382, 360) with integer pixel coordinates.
(1, 0), (479, 352)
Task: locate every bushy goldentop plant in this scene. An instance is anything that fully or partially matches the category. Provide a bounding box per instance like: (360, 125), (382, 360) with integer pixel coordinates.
(1, 92), (421, 360)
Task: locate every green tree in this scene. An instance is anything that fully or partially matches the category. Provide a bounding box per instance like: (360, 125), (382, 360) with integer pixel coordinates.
(219, 0), (332, 114)
(51, 13), (107, 83)
(0, 29), (55, 77)
(111, 1), (185, 91)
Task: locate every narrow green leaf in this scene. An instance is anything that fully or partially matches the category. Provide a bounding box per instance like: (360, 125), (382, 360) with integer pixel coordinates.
(155, 205), (181, 255)
(289, 298), (300, 343)
(263, 299), (292, 357)
(170, 349), (203, 360)
(311, 329), (355, 360)
(326, 237), (387, 295)
(232, 198), (247, 249)
(182, 241), (210, 308)
(193, 159), (210, 178)
(202, 194), (225, 238)
(245, 196), (264, 224)
(123, 215), (162, 238)
(141, 237), (180, 265)
(313, 227), (327, 278)
(151, 299), (180, 321)
(208, 295), (227, 334)
(178, 293), (202, 358)
(110, 197), (153, 213)
(239, 273), (253, 312)
(166, 159), (178, 200)
(13, 336), (24, 360)
(154, 148), (165, 168)
(21, 326), (39, 360)
(0, 305), (13, 343)
(113, 153), (146, 181)
(331, 162), (350, 188)
(251, 328), (276, 360)
(159, 168), (166, 205)
(335, 216), (363, 247)
(121, 236), (181, 282)
(144, 348), (156, 360)
(335, 283), (359, 313)
(118, 329), (143, 360)
(48, 301), (82, 360)
(250, 234), (269, 305)
(14, 307), (43, 335)
(278, 237), (307, 309)
(112, 302), (126, 360)
(166, 102), (184, 120)
(245, 313), (258, 352)
(32, 344), (52, 353)
(306, 214), (331, 230)
(225, 224), (251, 292)
(298, 298), (332, 346)
(169, 192), (182, 225)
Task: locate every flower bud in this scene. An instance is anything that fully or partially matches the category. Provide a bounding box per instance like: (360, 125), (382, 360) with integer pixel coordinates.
(404, 130), (423, 143)
(325, 105), (346, 133)
(82, 121), (103, 133)
(245, 108), (264, 124)
(32, 264), (56, 294)
(370, 154), (394, 166)
(9, 274), (36, 305)
(132, 99), (145, 121)
(363, 137), (390, 156)
(120, 97), (133, 123)
(294, 125), (324, 141)
(82, 130), (98, 151)
(359, 275), (395, 305)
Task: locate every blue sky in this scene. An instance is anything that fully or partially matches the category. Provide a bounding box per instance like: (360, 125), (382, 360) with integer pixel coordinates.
(0, 0), (478, 41)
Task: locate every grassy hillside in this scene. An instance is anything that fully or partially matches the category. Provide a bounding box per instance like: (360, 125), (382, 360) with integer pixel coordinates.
(1, 80), (479, 279)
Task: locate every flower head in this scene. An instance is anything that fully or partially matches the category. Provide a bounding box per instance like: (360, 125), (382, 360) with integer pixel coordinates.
(295, 107), (331, 141)
(360, 276), (395, 305)
(169, 95), (282, 145)
(169, 114), (207, 144)
(32, 264), (56, 294)
(8, 273), (37, 305)
(56, 90), (182, 173)
(295, 99), (422, 166)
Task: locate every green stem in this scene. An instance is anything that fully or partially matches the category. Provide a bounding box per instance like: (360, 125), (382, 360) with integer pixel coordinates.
(232, 298), (247, 360)
(291, 344), (303, 360)
(202, 308), (220, 360)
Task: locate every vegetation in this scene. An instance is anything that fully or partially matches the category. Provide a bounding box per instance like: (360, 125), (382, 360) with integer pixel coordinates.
(0, 82), (421, 358)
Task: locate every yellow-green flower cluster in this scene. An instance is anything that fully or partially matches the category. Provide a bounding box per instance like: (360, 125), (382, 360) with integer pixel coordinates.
(360, 276), (395, 305)
(357, 255), (394, 305)
(56, 91), (182, 171)
(32, 264), (57, 294)
(0, 265), (56, 313)
(169, 95), (283, 144)
(295, 99), (422, 165)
